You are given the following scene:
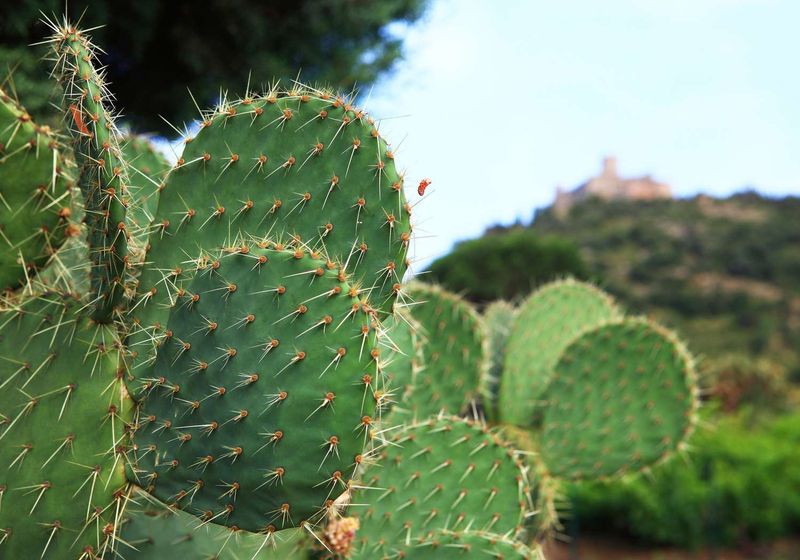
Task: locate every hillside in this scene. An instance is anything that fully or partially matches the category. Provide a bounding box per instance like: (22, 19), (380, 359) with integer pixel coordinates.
(526, 192), (800, 379)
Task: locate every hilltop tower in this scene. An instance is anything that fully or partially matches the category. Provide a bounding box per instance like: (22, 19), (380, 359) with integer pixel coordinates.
(553, 156), (672, 218)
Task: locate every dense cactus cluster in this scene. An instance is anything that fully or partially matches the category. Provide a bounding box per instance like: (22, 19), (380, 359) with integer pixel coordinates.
(0, 18), (701, 560)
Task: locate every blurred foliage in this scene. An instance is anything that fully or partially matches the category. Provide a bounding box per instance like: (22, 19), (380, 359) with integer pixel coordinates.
(704, 354), (793, 414)
(0, 0), (427, 133)
(427, 229), (589, 304)
(568, 408), (800, 548)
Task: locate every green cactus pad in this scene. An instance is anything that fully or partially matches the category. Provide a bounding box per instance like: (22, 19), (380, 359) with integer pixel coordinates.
(499, 280), (620, 426)
(129, 88), (412, 376)
(540, 318), (699, 479)
(350, 416), (532, 557)
(50, 25), (131, 322)
(123, 135), (171, 232)
(404, 284), (484, 418)
(119, 492), (309, 559)
(131, 245), (383, 532)
(376, 529), (539, 559)
(0, 89), (73, 292)
(0, 294), (132, 558)
(380, 309), (422, 421)
(480, 300), (516, 423)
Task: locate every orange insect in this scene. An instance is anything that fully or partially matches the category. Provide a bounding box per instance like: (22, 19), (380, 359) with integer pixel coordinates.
(417, 178), (431, 196)
(69, 104), (90, 135)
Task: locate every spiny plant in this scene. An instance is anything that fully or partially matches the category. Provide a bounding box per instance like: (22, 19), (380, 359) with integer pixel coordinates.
(0, 15), (703, 560)
(346, 279), (700, 555)
(498, 279), (621, 427)
(396, 283), (485, 419)
(0, 15), (414, 559)
(348, 415), (535, 558)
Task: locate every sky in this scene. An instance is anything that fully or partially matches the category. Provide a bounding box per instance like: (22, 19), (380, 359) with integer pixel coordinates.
(361, 0), (800, 270)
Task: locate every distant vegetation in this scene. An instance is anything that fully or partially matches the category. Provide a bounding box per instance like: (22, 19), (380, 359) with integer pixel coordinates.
(427, 230), (588, 303)
(430, 191), (800, 380)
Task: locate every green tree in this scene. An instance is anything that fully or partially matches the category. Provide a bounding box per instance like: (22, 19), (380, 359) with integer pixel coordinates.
(0, 0), (427, 133)
(426, 229), (590, 304)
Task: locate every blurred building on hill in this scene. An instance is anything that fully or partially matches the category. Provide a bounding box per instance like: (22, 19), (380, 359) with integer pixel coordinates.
(554, 156), (672, 218)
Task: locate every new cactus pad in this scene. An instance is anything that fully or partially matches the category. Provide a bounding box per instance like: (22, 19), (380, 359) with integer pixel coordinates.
(0, 89), (73, 292)
(499, 280), (620, 426)
(132, 246), (383, 531)
(349, 416), (532, 557)
(404, 284), (485, 418)
(540, 318), (699, 479)
(0, 294), (132, 558)
(128, 88), (412, 378)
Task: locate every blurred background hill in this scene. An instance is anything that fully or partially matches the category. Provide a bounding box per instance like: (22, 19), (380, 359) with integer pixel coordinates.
(431, 191), (800, 381)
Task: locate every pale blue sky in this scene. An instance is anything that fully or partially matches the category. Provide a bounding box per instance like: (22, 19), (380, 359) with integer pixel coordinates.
(363, 0), (800, 270)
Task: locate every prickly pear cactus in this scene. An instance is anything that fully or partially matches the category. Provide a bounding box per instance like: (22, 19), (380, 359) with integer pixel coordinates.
(499, 280), (620, 426)
(480, 300), (516, 423)
(128, 88), (413, 378)
(0, 89), (74, 292)
(540, 318), (699, 479)
(132, 245), (384, 531)
(119, 491), (309, 559)
(0, 294), (132, 558)
(404, 284), (485, 418)
(349, 416), (532, 558)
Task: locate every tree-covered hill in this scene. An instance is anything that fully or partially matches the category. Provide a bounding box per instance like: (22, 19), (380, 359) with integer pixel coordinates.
(430, 192), (800, 379)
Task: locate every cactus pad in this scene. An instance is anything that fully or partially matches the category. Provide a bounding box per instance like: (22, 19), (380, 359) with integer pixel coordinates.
(129, 89), (412, 375)
(500, 280), (620, 426)
(540, 318), (699, 479)
(404, 284), (484, 418)
(350, 416), (531, 557)
(119, 492), (309, 559)
(480, 300), (516, 423)
(379, 529), (539, 559)
(0, 294), (131, 558)
(123, 135), (171, 231)
(381, 309), (422, 420)
(132, 245), (383, 532)
(49, 25), (131, 322)
(0, 89), (73, 291)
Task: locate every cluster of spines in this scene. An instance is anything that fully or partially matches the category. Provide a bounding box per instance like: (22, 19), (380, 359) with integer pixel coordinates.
(349, 415), (534, 558)
(540, 317), (700, 480)
(400, 284), (486, 419)
(499, 278), (621, 426)
(0, 294), (133, 559)
(127, 83), (414, 384)
(129, 243), (389, 533)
